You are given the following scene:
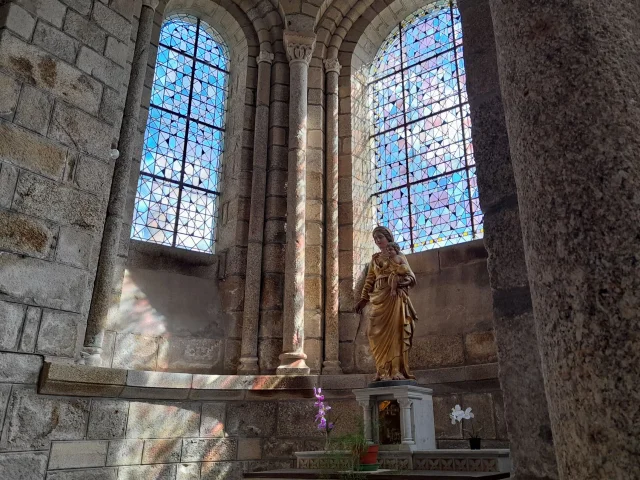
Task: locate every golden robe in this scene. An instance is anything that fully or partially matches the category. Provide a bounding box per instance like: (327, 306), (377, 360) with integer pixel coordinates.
(361, 252), (418, 379)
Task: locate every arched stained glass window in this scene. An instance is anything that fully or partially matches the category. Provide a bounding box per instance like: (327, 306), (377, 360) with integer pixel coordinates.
(131, 14), (229, 253)
(370, 0), (483, 252)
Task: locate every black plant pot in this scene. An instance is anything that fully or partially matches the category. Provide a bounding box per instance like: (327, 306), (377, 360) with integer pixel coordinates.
(469, 438), (481, 450)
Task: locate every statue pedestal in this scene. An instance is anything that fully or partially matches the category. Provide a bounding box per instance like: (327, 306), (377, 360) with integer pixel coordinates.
(353, 383), (436, 452)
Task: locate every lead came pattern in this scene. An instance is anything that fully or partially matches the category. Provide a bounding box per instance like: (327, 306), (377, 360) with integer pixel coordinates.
(371, 0), (483, 252)
(132, 14), (229, 253)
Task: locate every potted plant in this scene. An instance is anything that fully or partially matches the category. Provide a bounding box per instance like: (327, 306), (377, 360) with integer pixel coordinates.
(449, 404), (483, 450)
(312, 388), (379, 471)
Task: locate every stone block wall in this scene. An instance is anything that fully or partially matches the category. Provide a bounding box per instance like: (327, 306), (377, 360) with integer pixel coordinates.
(0, 354), (508, 479)
(340, 239), (496, 373)
(0, 0), (135, 364)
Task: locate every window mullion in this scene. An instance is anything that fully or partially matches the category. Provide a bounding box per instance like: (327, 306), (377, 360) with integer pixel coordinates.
(171, 17), (201, 247)
(397, 22), (414, 253)
(450, 2), (475, 240)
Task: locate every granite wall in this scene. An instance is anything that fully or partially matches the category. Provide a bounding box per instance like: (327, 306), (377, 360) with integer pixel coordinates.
(0, 355), (508, 479)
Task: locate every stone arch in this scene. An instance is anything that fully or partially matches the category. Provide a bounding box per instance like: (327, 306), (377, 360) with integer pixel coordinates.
(331, 0), (463, 371)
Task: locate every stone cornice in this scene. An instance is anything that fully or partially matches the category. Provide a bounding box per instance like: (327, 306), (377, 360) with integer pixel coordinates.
(324, 58), (341, 74)
(283, 30), (316, 66)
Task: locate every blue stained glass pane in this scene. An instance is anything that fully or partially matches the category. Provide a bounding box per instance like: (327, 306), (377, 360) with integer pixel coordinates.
(151, 46), (193, 116)
(191, 60), (228, 127)
(140, 107), (186, 182)
(185, 121), (223, 192)
(133, 14), (229, 253)
(159, 14), (197, 55)
(370, 1), (482, 253)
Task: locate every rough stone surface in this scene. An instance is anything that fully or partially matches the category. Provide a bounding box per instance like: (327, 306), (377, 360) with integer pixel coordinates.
(409, 335), (465, 369)
(49, 440), (109, 469)
(126, 401), (200, 439)
(157, 337), (224, 373)
(32, 21), (79, 64)
(13, 170), (102, 231)
(18, 306), (40, 353)
(181, 438), (237, 462)
(1, 385), (89, 450)
(0, 32), (102, 114)
(64, 10), (107, 52)
(117, 464), (177, 480)
(106, 439), (144, 466)
(464, 330), (498, 364)
(0, 300), (26, 350)
(226, 401), (277, 437)
(112, 333), (158, 370)
(87, 399), (129, 440)
(0, 209), (57, 259)
(0, 451), (48, 479)
(47, 468), (117, 480)
(14, 84), (53, 135)
(49, 102), (113, 160)
(200, 402), (225, 438)
(0, 121), (67, 180)
(142, 438), (182, 464)
(0, 72), (20, 119)
(0, 352), (42, 383)
(36, 309), (80, 357)
(238, 437), (262, 460)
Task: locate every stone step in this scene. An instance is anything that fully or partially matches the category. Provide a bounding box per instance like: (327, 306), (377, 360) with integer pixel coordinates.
(244, 469), (510, 479)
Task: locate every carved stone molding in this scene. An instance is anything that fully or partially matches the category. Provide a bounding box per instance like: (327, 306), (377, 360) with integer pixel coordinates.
(324, 58), (341, 74)
(257, 50), (275, 65)
(283, 31), (316, 65)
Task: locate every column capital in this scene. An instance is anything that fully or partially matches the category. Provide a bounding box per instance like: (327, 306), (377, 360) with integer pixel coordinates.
(142, 0), (160, 10)
(257, 49), (275, 65)
(283, 30), (316, 66)
(324, 58), (341, 74)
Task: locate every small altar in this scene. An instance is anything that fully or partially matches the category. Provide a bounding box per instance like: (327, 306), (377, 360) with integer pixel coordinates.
(354, 381), (436, 451)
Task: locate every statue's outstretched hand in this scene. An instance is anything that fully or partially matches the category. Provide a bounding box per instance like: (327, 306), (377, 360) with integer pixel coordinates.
(355, 299), (368, 313)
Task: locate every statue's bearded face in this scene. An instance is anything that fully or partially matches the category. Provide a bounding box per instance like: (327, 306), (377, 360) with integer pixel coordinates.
(373, 231), (389, 250)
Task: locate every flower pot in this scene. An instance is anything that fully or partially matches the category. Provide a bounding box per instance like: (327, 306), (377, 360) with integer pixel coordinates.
(359, 444), (379, 465)
(469, 437), (482, 450)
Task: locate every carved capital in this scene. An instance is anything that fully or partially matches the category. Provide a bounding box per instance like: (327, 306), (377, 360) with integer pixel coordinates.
(324, 58), (341, 74)
(284, 31), (316, 66)
(142, 0), (160, 10)
(397, 398), (413, 409)
(358, 400), (371, 410)
(257, 50), (275, 65)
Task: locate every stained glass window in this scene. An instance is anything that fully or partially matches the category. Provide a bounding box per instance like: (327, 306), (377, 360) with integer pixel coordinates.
(370, 0), (483, 252)
(131, 14), (228, 253)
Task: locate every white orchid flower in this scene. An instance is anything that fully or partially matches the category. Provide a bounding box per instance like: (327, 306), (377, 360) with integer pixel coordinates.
(463, 407), (474, 420)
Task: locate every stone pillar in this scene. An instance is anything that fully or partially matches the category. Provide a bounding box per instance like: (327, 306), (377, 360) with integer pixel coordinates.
(358, 400), (374, 444)
(80, 0), (159, 365)
(397, 398), (414, 445)
(488, 1), (640, 478)
(322, 58), (342, 375)
(458, 1), (559, 478)
(277, 31), (316, 375)
(237, 48), (274, 374)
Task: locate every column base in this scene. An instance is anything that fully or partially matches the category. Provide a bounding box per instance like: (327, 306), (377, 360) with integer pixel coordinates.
(276, 352), (310, 375)
(321, 360), (343, 375)
(79, 346), (103, 366)
(237, 356), (260, 374)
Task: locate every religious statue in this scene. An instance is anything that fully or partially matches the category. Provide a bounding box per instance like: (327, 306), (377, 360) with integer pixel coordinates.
(355, 226), (418, 381)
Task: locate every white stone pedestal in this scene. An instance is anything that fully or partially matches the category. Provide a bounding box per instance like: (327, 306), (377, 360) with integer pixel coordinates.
(353, 384), (436, 452)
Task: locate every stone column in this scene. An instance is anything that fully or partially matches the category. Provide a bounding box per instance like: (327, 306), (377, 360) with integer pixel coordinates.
(397, 398), (414, 445)
(458, 1), (558, 479)
(237, 48), (274, 374)
(80, 0), (159, 365)
(358, 400), (374, 444)
(322, 58), (342, 375)
(277, 31), (316, 375)
(489, 1), (640, 478)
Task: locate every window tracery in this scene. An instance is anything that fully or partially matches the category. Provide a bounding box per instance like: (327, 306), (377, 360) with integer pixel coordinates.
(131, 14), (229, 253)
(370, 0), (483, 252)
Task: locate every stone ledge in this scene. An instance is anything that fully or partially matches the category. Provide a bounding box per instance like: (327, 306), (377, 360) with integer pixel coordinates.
(37, 362), (499, 400)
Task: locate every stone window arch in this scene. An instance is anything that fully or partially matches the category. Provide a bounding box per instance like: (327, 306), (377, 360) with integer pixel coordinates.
(131, 14), (230, 253)
(369, 1), (483, 252)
